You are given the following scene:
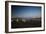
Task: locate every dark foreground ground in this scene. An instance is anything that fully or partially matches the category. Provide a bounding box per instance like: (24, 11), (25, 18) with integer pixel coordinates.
(11, 18), (41, 28)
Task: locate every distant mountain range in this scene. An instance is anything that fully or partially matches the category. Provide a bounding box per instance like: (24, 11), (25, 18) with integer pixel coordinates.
(11, 17), (41, 21)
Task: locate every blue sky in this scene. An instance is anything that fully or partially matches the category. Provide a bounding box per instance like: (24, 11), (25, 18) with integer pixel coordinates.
(11, 5), (41, 18)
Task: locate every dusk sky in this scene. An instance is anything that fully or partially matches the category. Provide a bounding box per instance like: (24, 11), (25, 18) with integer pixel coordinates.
(11, 5), (41, 18)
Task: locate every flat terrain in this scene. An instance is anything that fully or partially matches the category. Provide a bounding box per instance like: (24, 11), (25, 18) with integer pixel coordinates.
(11, 18), (41, 28)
